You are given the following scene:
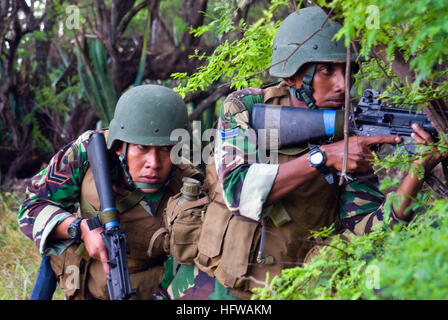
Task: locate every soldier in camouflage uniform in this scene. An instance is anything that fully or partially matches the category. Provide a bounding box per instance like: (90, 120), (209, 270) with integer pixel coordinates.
(165, 6), (443, 300)
(18, 84), (203, 300)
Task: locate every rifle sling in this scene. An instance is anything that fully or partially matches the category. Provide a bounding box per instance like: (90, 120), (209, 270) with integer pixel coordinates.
(116, 188), (146, 213)
(80, 188), (146, 218)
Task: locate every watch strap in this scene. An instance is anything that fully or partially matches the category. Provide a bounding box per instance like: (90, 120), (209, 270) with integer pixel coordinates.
(321, 167), (334, 184)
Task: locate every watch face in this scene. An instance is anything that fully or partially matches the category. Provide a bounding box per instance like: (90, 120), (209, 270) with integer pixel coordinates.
(68, 218), (81, 240)
(68, 226), (76, 239)
(310, 151), (324, 165)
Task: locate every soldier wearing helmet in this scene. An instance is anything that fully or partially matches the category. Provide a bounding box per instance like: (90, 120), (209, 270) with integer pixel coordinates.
(18, 84), (203, 300)
(178, 6), (442, 300)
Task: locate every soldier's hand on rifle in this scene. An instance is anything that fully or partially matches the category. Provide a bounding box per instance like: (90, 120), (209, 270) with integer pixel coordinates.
(392, 123), (447, 221)
(80, 220), (110, 274)
(322, 135), (403, 172)
(410, 123), (446, 172)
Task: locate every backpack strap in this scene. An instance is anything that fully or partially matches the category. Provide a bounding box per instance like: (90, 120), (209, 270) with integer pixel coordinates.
(80, 187), (146, 217)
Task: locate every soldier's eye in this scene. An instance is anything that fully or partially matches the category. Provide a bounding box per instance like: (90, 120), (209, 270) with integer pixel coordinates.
(137, 144), (150, 152)
(320, 64), (333, 74)
(159, 146), (172, 152)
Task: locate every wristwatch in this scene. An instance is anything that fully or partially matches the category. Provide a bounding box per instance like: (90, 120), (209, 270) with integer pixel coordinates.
(308, 145), (334, 184)
(68, 218), (83, 243)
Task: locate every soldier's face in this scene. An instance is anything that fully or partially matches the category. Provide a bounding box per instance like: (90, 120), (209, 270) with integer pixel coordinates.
(116, 143), (173, 193)
(288, 62), (346, 108)
(311, 63), (346, 108)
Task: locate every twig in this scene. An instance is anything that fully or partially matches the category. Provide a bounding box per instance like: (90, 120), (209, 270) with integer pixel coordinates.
(282, 8), (334, 73)
(239, 276), (270, 288)
(370, 49), (401, 92)
(116, 0), (152, 36)
(339, 44), (352, 185)
(289, 0), (297, 12)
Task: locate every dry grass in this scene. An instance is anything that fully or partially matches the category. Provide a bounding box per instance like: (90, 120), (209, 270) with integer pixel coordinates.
(0, 190), (64, 300)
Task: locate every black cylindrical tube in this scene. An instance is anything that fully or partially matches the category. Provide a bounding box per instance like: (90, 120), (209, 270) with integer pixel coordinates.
(86, 133), (117, 219)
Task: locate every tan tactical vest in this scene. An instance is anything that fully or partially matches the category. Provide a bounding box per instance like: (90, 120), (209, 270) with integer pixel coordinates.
(50, 158), (201, 300)
(194, 82), (342, 299)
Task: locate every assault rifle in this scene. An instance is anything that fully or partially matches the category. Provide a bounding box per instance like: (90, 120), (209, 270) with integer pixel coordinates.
(251, 89), (438, 154)
(86, 132), (136, 300)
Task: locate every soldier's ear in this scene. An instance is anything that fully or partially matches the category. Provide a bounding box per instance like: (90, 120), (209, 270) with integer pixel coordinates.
(112, 140), (125, 156)
(284, 77), (296, 87)
(284, 63), (309, 88)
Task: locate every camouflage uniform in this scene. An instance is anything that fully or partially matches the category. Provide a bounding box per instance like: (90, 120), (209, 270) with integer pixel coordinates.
(19, 130), (95, 257)
(157, 257), (237, 300)
(18, 129), (201, 299)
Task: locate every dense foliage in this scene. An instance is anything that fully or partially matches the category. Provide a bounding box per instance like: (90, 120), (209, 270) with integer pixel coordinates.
(1, 0), (275, 182)
(172, 0), (288, 97)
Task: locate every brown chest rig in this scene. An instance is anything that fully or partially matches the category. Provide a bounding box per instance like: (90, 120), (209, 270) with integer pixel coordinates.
(194, 82), (342, 299)
(50, 160), (201, 300)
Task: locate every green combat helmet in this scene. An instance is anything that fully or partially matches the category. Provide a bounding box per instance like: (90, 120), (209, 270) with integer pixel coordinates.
(108, 84), (190, 190)
(270, 6), (356, 108)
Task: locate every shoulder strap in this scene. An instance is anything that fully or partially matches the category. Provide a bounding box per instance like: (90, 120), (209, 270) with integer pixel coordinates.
(79, 196), (97, 218)
(263, 81), (290, 103)
(116, 188), (146, 213)
(80, 187), (145, 217)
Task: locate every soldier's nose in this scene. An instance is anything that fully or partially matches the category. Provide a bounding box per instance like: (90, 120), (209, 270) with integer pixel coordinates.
(144, 148), (161, 169)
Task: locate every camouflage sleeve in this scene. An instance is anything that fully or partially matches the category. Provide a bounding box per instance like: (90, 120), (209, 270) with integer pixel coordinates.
(18, 130), (93, 255)
(214, 89), (279, 221)
(339, 172), (407, 235)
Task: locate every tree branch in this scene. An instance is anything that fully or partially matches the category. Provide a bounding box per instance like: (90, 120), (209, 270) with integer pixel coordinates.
(339, 44), (352, 185)
(188, 83), (231, 121)
(116, 0), (152, 36)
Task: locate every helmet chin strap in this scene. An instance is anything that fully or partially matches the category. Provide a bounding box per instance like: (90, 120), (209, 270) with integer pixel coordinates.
(289, 63), (317, 109)
(118, 142), (170, 190)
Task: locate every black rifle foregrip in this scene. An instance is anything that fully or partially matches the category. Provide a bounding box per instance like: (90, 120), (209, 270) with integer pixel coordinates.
(101, 229), (136, 300)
